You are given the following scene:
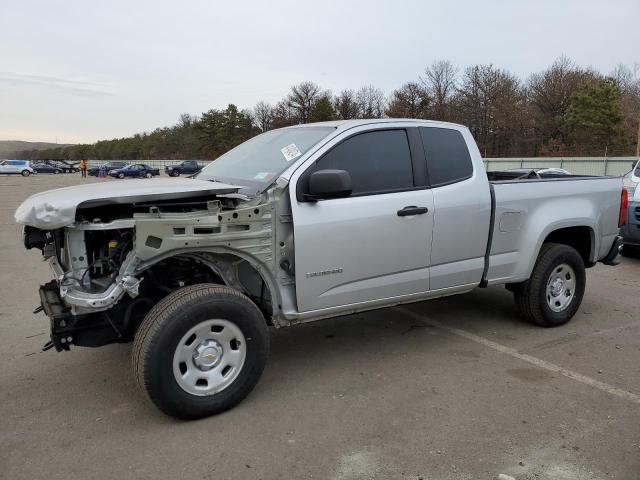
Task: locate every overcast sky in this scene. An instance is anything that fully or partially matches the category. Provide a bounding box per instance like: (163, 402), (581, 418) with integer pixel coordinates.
(1, 0), (638, 144)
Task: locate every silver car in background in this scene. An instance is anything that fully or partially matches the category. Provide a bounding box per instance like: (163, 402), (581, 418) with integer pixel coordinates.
(0, 160), (35, 176)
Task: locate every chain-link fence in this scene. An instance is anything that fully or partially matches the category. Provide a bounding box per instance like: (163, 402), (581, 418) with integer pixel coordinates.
(483, 157), (638, 176)
(85, 157), (639, 177)
(86, 159), (206, 170)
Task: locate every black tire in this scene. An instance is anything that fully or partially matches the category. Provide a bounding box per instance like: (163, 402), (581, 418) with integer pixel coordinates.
(132, 284), (269, 419)
(118, 173), (125, 179)
(513, 243), (586, 327)
(171, 170), (180, 177)
(53, 170), (60, 174)
(620, 245), (638, 258)
(145, 172), (153, 178)
(21, 170), (30, 177)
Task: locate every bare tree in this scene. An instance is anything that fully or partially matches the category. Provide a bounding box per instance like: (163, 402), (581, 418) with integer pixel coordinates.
(177, 113), (198, 128)
(334, 89), (359, 120)
(288, 81), (322, 123)
(271, 100), (297, 129)
(386, 82), (430, 118)
(456, 64), (525, 156)
(252, 101), (273, 132)
(610, 63), (640, 155)
(526, 56), (596, 153)
(356, 85), (386, 118)
(421, 60), (458, 120)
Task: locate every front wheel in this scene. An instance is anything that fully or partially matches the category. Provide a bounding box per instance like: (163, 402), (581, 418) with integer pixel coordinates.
(118, 173), (125, 179)
(132, 284), (269, 419)
(513, 243), (586, 327)
(145, 172), (153, 178)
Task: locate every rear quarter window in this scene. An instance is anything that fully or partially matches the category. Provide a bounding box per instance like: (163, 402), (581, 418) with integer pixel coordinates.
(420, 127), (473, 187)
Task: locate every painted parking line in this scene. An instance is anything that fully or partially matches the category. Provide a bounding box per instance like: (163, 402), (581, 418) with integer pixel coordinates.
(394, 306), (640, 406)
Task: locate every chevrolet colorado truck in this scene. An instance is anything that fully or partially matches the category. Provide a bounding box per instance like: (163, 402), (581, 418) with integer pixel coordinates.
(15, 119), (626, 419)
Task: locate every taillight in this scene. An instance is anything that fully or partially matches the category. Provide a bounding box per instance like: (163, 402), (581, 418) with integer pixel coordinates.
(619, 188), (628, 227)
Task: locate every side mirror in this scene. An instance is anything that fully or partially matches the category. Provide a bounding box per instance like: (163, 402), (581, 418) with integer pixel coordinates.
(305, 169), (352, 200)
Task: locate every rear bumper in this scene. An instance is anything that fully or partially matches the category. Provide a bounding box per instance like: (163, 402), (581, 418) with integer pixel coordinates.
(601, 236), (623, 266)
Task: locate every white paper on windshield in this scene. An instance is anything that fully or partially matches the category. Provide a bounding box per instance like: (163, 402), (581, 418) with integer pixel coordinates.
(281, 143), (302, 162)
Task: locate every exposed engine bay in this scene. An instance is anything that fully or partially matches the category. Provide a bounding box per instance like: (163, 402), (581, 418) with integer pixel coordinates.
(18, 178), (296, 351)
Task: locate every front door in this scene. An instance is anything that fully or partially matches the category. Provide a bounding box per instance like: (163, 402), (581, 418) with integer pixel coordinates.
(290, 128), (434, 313)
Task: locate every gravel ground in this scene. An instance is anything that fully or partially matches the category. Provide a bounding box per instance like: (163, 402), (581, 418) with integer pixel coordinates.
(1, 173), (639, 480)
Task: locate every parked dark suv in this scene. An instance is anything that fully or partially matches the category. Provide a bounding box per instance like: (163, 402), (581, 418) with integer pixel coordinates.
(165, 160), (203, 177)
(88, 161), (129, 177)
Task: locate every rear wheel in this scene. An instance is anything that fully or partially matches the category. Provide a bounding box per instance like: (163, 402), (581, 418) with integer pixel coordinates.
(132, 284), (269, 419)
(514, 243), (586, 327)
(53, 170), (60, 174)
(21, 170), (30, 177)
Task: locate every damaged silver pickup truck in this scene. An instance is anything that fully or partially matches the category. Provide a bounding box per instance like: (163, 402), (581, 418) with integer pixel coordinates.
(15, 119), (627, 419)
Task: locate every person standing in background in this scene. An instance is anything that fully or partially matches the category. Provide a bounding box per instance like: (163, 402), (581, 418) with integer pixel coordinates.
(79, 159), (87, 178)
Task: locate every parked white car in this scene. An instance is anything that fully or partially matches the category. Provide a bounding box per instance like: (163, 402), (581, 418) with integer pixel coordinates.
(508, 167), (571, 177)
(621, 160), (640, 254)
(0, 160), (35, 176)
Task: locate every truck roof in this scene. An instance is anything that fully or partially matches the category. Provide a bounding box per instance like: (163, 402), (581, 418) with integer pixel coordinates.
(285, 118), (467, 131)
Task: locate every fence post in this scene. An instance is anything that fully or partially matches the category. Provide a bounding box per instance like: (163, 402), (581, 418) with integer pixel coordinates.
(604, 155), (609, 176)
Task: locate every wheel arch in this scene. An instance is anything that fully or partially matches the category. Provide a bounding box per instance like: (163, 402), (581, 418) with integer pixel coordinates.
(541, 225), (595, 266)
(521, 222), (597, 280)
(136, 247), (281, 324)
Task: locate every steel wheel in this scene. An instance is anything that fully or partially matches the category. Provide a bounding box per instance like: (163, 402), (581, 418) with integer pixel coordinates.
(546, 263), (575, 312)
(172, 318), (247, 396)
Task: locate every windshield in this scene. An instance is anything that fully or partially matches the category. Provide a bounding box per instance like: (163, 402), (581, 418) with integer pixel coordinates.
(196, 126), (335, 195)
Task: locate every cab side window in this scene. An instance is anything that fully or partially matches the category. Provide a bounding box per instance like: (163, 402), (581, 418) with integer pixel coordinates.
(420, 127), (473, 187)
(314, 129), (414, 196)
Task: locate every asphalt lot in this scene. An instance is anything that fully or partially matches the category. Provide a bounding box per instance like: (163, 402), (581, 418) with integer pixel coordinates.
(1, 173), (639, 480)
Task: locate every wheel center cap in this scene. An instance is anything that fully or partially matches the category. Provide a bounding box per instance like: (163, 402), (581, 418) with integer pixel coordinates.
(193, 340), (223, 371)
(550, 278), (564, 297)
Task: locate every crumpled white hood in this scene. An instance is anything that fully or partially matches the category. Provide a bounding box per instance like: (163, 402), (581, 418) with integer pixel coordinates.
(15, 177), (240, 229)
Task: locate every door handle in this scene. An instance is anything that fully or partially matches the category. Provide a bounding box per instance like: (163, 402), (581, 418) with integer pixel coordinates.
(397, 205), (429, 216)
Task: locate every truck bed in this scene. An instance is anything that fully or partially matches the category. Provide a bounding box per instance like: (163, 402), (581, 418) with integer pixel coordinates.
(487, 170), (599, 182)
(484, 171), (622, 285)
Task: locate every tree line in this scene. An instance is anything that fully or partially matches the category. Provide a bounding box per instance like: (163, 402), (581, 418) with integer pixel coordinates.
(13, 57), (640, 161)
